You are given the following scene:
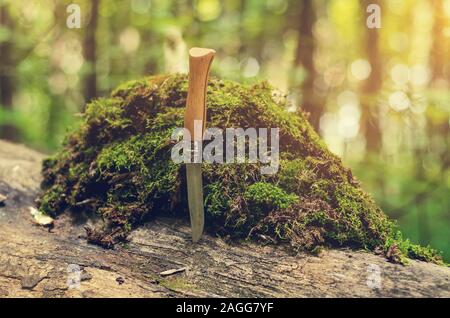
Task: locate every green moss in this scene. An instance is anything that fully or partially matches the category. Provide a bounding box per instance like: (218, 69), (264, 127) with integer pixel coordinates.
(160, 276), (195, 292)
(383, 231), (443, 265)
(244, 182), (298, 211)
(39, 184), (67, 217)
(37, 73), (443, 264)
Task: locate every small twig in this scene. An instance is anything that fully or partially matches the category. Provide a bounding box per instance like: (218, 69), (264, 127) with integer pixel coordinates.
(159, 267), (187, 277)
(74, 199), (96, 206)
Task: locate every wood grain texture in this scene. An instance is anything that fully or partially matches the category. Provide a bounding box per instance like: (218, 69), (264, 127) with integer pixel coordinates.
(184, 48), (215, 140)
(0, 139), (449, 298)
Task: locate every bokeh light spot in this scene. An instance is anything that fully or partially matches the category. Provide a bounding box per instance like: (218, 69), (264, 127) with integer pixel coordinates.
(131, 0), (151, 14)
(119, 27), (141, 54)
(389, 91), (411, 111)
(350, 59), (371, 81)
(337, 90), (359, 108)
(410, 64), (430, 86)
(390, 64), (410, 85)
(241, 57), (260, 78)
(197, 0), (222, 22)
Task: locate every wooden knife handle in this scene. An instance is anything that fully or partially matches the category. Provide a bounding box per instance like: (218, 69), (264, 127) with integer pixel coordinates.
(184, 48), (215, 141)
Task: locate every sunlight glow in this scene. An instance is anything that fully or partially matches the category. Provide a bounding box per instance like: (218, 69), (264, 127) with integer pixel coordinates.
(337, 90), (359, 108)
(324, 65), (346, 87)
(131, 0), (151, 14)
(338, 111), (360, 139)
(241, 57), (260, 78)
(119, 27), (141, 54)
(389, 91), (411, 111)
(350, 59), (371, 81)
(197, 0), (222, 22)
(390, 64), (410, 85)
(389, 32), (409, 52)
(48, 73), (68, 95)
(410, 65), (430, 86)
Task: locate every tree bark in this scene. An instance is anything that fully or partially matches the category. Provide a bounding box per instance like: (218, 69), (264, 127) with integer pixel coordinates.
(0, 139), (449, 298)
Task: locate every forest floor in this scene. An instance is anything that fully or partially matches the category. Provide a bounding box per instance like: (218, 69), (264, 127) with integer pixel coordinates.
(0, 139), (449, 298)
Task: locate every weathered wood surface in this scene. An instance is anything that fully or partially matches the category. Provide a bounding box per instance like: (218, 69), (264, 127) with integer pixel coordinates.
(0, 139), (449, 298)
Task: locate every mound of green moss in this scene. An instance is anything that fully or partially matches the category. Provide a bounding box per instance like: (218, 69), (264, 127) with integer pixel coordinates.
(38, 74), (442, 264)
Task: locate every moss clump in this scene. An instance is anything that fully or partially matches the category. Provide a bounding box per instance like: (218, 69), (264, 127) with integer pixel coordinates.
(244, 182), (299, 211)
(37, 74), (443, 264)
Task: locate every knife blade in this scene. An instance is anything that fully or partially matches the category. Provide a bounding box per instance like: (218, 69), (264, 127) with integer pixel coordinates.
(184, 47), (215, 243)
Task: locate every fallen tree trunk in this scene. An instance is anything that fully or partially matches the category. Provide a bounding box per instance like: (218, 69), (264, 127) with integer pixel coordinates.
(0, 140), (449, 298)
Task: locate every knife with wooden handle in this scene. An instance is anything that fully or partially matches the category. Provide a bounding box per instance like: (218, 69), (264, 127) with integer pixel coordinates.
(184, 47), (215, 243)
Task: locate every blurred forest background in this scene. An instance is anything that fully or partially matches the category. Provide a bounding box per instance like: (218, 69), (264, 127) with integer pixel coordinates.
(0, 0), (449, 260)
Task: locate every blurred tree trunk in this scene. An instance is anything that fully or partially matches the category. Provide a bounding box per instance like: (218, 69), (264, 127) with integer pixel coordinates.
(414, 133), (431, 245)
(293, 0), (321, 132)
(0, 3), (18, 141)
(83, 0), (100, 106)
(238, 0), (248, 58)
(361, 0), (382, 153)
(45, 2), (66, 148)
(430, 0), (449, 85)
